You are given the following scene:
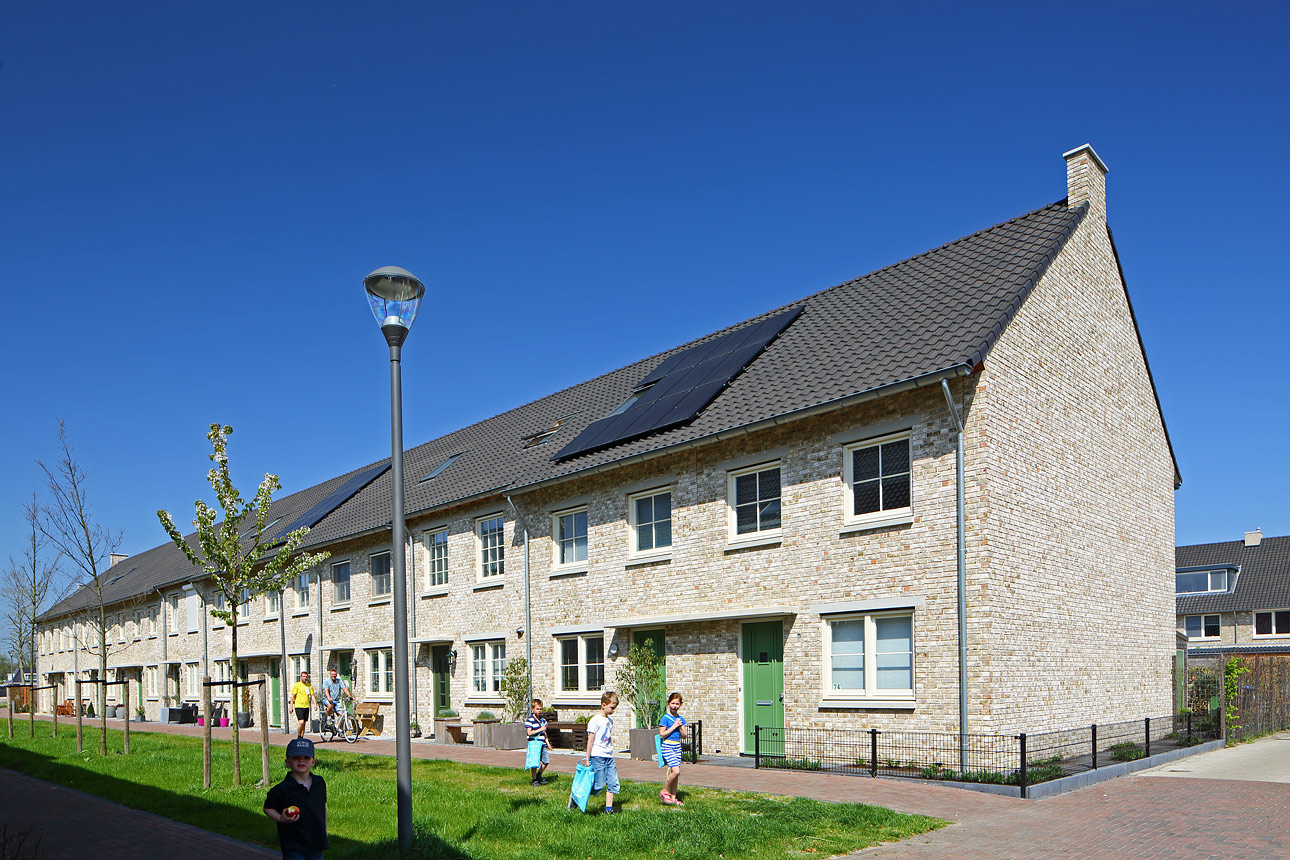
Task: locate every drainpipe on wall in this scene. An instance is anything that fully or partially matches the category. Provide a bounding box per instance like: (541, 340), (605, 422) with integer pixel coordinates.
(316, 568), (324, 704)
(941, 379), (968, 771)
(407, 532), (417, 721)
(505, 495), (532, 700)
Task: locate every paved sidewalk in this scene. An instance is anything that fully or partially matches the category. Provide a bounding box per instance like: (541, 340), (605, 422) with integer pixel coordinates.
(1140, 729), (1290, 782)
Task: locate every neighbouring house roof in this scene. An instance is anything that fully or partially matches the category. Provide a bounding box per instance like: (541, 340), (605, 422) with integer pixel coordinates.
(1176, 534), (1290, 615)
(44, 198), (1095, 623)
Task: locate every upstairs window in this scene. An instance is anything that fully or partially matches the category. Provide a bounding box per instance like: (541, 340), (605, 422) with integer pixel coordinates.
(332, 561), (351, 604)
(845, 432), (912, 525)
(1175, 569), (1231, 594)
(371, 552), (392, 598)
(1183, 614), (1221, 640)
(729, 463), (781, 537)
(425, 528), (449, 588)
(630, 489), (672, 556)
(477, 515), (506, 578)
(295, 573), (311, 609)
(1254, 611), (1290, 637)
(553, 508), (588, 568)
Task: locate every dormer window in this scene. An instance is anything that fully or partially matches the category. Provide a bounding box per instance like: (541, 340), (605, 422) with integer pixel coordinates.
(1175, 568), (1232, 594)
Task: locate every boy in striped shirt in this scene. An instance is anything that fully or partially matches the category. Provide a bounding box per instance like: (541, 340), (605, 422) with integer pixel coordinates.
(524, 698), (552, 786)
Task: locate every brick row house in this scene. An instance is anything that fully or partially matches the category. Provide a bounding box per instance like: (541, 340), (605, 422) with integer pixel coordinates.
(36, 145), (1179, 754)
(1177, 530), (1290, 654)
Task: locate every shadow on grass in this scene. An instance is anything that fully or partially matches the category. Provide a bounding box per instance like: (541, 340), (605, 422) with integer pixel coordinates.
(0, 739), (379, 858)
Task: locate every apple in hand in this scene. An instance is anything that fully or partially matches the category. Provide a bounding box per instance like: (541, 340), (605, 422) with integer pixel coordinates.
(284, 806), (300, 820)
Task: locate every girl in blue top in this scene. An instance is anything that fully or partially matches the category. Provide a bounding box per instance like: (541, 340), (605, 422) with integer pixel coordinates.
(657, 692), (687, 805)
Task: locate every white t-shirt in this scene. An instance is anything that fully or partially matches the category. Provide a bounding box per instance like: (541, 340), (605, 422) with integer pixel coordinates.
(587, 713), (614, 757)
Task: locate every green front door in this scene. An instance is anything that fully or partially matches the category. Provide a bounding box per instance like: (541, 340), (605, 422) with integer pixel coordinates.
(632, 629), (666, 727)
(269, 659), (281, 728)
(432, 645), (451, 716)
(742, 620), (784, 755)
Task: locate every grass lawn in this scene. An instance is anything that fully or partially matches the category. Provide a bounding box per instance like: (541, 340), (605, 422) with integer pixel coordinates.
(0, 725), (944, 859)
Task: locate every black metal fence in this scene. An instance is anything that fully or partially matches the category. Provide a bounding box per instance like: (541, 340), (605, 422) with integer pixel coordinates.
(754, 713), (1218, 797)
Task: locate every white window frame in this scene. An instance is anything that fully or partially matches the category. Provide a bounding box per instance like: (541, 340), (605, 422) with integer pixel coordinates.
(555, 634), (605, 697)
(1254, 609), (1290, 638)
(265, 589), (281, 618)
(185, 662), (200, 700)
(145, 665), (159, 699)
(1175, 568), (1231, 595)
(238, 588), (252, 618)
(291, 655), (311, 684)
(370, 551), (393, 600)
(367, 649), (394, 698)
(1182, 614), (1221, 640)
(727, 461), (782, 546)
(843, 431), (914, 530)
(184, 587), (199, 634)
(551, 506), (589, 572)
(470, 641), (506, 698)
(821, 610), (915, 707)
(294, 573), (311, 610)
(476, 514), (506, 580)
(332, 560), (351, 605)
(211, 591), (226, 628)
(423, 528), (449, 590)
(628, 487), (673, 561)
(213, 660), (232, 702)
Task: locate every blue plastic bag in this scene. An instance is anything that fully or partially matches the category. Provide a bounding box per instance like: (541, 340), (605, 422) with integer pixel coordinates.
(525, 738), (544, 770)
(568, 762), (594, 812)
(655, 733), (665, 767)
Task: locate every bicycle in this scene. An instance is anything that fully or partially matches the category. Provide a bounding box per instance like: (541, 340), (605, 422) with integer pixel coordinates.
(319, 694), (359, 743)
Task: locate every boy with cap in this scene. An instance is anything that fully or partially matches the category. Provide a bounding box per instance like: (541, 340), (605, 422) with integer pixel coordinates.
(264, 737), (329, 860)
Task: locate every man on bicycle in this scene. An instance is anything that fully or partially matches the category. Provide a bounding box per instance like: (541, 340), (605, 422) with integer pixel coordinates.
(322, 668), (351, 721)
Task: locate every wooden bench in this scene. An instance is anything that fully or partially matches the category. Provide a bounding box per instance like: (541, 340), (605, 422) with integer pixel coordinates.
(354, 701), (381, 738)
(56, 699), (76, 717)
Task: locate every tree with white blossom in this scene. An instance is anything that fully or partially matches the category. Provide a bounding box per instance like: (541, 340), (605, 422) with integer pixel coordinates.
(158, 423), (329, 785)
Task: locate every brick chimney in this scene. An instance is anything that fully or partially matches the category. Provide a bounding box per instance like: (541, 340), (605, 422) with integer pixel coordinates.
(1063, 143), (1108, 221)
(109, 552), (130, 568)
(1244, 529), (1262, 547)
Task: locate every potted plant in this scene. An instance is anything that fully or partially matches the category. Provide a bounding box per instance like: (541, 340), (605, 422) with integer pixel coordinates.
(472, 710), (499, 747)
(433, 708), (460, 744)
(408, 718), (422, 739)
(134, 704), (146, 722)
(491, 657), (531, 749)
(237, 682), (253, 729)
(618, 637), (668, 760)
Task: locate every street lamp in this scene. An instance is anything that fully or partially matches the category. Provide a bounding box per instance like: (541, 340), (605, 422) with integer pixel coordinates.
(364, 265), (424, 855)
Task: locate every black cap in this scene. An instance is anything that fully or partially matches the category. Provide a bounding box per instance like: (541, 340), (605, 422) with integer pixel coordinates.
(286, 738), (315, 758)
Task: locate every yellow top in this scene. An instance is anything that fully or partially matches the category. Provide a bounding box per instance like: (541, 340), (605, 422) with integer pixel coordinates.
(290, 681), (315, 709)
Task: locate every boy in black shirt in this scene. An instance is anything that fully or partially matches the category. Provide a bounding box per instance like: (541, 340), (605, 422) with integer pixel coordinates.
(264, 737), (329, 860)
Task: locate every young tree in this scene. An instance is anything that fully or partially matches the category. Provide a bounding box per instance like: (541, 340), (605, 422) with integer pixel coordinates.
(158, 423), (329, 785)
(37, 421), (122, 754)
(3, 494), (65, 737)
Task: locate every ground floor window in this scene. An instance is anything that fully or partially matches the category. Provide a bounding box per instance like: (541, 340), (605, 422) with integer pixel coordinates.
(1184, 614), (1221, 640)
(185, 663), (200, 699)
(826, 612), (914, 699)
(368, 649), (394, 695)
(557, 634), (605, 692)
(145, 666), (159, 699)
(471, 641), (505, 694)
(1254, 610), (1290, 637)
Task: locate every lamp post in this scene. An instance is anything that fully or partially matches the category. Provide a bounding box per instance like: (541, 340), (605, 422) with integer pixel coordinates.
(364, 265), (424, 855)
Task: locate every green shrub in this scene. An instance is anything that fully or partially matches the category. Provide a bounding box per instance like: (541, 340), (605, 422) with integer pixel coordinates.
(1108, 742), (1144, 762)
(762, 757), (823, 771)
(474, 711), (496, 721)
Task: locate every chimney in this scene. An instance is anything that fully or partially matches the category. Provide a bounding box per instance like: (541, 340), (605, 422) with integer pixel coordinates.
(109, 552), (130, 568)
(1063, 143), (1108, 221)
(1244, 529), (1262, 548)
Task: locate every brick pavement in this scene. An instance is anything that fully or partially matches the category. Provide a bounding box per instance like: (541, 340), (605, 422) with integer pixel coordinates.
(6, 712), (1290, 859)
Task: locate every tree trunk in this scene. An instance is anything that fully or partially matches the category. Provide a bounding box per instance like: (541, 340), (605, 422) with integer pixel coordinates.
(230, 606), (241, 785)
(98, 607), (107, 755)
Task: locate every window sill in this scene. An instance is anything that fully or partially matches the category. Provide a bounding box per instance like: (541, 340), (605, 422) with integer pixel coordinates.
(473, 581), (504, 592)
(291, 610), (311, 618)
(551, 564), (590, 577)
(1252, 634), (1290, 640)
(840, 511), (913, 535)
(463, 697), (504, 707)
(549, 568), (587, 581)
(626, 551), (672, 567)
(551, 694), (603, 706)
(421, 587), (449, 598)
(365, 695), (394, 703)
(368, 598), (392, 607)
(330, 603), (351, 612)
(819, 697), (916, 710)
(724, 533), (782, 553)
(263, 616), (280, 623)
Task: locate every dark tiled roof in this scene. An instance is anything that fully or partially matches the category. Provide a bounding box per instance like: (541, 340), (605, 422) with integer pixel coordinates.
(43, 199), (1087, 620)
(1176, 534), (1290, 615)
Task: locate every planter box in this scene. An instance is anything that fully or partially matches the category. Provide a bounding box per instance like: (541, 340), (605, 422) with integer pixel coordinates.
(629, 727), (658, 761)
(547, 722), (588, 750)
(492, 722), (528, 750)
(473, 719), (499, 748)
(434, 718), (463, 744)
(237, 712), (253, 728)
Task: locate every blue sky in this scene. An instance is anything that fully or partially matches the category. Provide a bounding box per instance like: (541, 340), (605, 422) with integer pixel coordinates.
(2, 1), (1287, 600)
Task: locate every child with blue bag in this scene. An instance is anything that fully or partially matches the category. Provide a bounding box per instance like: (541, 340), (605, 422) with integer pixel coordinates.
(524, 698), (551, 786)
(576, 691), (620, 814)
(657, 692), (687, 806)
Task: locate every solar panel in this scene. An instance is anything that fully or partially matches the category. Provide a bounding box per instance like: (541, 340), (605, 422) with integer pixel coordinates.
(269, 462), (390, 541)
(555, 307), (801, 461)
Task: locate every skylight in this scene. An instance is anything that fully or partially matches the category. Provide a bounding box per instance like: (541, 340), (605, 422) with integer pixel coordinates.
(422, 452), (465, 481)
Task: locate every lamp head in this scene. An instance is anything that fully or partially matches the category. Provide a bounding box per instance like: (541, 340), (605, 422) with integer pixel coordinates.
(364, 266), (425, 345)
